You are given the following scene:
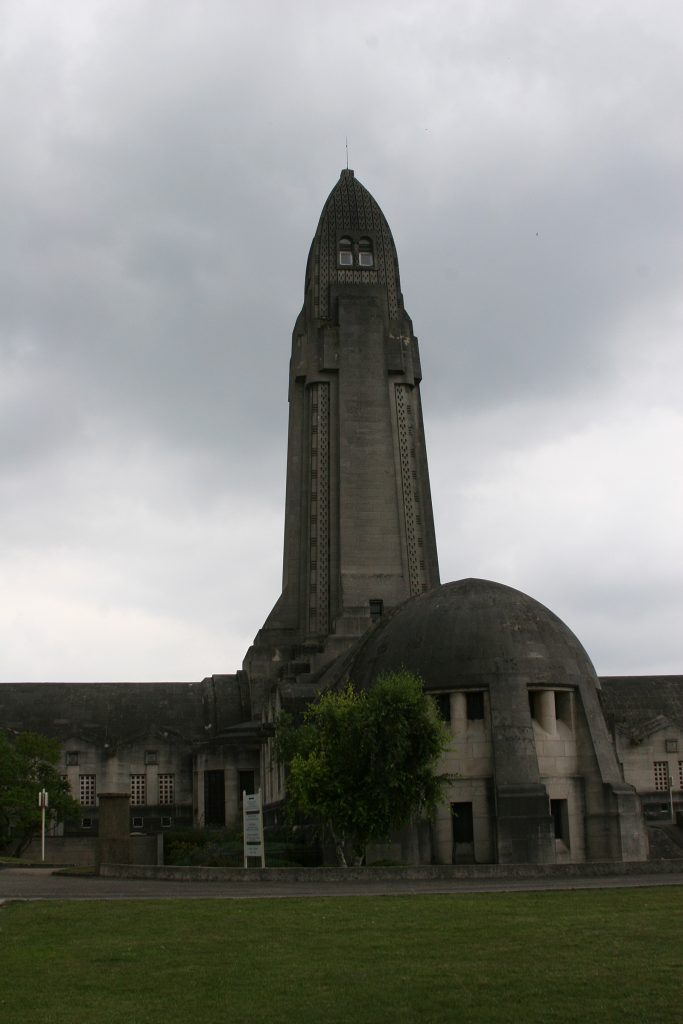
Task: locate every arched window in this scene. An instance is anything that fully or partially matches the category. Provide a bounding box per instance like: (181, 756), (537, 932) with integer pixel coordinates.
(358, 236), (374, 267)
(338, 236), (353, 267)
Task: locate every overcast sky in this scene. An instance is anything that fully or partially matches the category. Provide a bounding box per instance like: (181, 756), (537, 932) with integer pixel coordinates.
(1, 0), (681, 682)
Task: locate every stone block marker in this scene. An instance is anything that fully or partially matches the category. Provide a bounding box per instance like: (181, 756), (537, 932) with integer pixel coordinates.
(96, 793), (131, 872)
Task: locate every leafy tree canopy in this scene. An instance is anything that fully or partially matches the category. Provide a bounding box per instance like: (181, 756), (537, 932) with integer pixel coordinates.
(276, 670), (449, 865)
(0, 731), (78, 857)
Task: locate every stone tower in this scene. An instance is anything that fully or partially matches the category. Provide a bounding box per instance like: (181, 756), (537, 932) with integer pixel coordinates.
(244, 169), (439, 707)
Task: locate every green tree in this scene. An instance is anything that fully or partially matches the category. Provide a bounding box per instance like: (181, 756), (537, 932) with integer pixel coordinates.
(0, 731), (78, 857)
(276, 671), (449, 866)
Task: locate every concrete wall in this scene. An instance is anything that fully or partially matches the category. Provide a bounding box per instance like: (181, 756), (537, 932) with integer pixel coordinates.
(615, 723), (683, 820)
(21, 834), (159, 867)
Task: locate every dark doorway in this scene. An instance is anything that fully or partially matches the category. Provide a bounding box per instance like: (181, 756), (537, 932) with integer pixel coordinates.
(204, 770), (226, 826)
(238, 770), (255, 804)
(551, 799), (569, 844)
(451, 801), (474, 863)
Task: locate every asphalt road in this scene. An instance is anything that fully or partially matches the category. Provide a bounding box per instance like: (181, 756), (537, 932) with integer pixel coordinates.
(2, 866), (683, 901)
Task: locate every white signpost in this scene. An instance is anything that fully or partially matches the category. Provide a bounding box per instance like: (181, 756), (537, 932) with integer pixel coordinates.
(242, 790), (265, 867)
(38, 788), (49, 862)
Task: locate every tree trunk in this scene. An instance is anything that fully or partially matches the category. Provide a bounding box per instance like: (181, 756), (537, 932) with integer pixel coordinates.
(329, 826), (348, 867)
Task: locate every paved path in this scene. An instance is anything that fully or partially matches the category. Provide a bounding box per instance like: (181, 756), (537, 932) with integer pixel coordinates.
(2, 866), (683, 902)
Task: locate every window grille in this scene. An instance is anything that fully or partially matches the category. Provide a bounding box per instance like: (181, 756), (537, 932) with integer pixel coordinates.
(66, 751), (79, 766)
(130, 773), (147, 805)
(79, 774), (96, 806)
(158, 774), (175, 806)
(679, 761), (683, 789)
(653, 761), (669, 791)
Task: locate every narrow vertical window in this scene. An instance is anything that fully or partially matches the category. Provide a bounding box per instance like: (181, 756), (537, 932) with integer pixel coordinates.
(338, 236), (353, 266)
(434, 693), (451, 722)
(358, 236), (374, 266)
(551, 799), (569, 843)
(466, 692), (485, 720)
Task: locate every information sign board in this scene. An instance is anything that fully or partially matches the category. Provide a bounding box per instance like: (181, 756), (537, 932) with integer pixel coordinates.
(242, 790), (265, 867)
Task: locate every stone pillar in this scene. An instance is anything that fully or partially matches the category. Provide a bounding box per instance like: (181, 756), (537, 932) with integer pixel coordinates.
(536, 690), (557, 735)
(495, 784), (556, 864)
(96, 793), (130, 873)
(450, 692), (467, 736)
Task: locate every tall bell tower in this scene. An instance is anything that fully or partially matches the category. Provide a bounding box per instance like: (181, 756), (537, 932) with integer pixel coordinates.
(244, 169), (439, 705)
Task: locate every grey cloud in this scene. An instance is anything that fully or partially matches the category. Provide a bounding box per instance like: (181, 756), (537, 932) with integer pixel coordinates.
(1, 0), (681, 679)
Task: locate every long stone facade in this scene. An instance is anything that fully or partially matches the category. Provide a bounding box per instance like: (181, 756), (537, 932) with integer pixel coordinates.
(1, 170), (681, 863)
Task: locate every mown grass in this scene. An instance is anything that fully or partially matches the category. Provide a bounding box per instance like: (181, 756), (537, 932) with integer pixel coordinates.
(0, 888), (681, 1023)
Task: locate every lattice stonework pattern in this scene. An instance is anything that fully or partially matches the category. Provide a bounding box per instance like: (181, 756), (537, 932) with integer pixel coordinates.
(79, 774), (96, 806)
(395, 384), (425, 596)
(130, 773), (147, 805)
(653, 761), (669, 791)
(309, 383), (330, 634)
(159, 773), (175, 805)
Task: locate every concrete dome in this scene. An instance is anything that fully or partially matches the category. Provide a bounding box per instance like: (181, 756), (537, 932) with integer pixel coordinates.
(345, 578), (599, 692)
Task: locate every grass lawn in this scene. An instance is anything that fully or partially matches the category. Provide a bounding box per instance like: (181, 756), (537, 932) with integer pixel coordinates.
(1, 888), (681, 1023)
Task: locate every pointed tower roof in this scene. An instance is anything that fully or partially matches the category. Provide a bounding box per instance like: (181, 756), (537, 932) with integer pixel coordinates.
(306, 169), (403, 321)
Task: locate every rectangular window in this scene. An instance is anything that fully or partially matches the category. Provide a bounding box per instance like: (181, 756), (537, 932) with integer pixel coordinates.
(66, 751), (79, 766)
(144, 749), (159, 765)
(132, 816), (144, 830)
(434, 694), (451, 722)
(158, 773), (175, 805)
(451, 802), (474, 850)
(161, 816), (172, 828)
(79, 774), (96, 806)
(466, 692), (485, 720)
(653, 761), (669, 791)
(551, 799), (569, 844)
(130, 774), (147, 805)
(679, 761), (683, 789)
(369, 599), (383, 623)
(665, 739), (678, 753)
(81, 817), (92, 829)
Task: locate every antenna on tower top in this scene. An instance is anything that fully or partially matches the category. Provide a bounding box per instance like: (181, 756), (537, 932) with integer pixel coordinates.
(345, 136), (349, 169)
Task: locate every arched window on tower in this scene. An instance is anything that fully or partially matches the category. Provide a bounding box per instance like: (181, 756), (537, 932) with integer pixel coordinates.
(358, 236), (374, 267)
(338, 236), (353, 267)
